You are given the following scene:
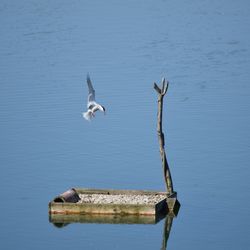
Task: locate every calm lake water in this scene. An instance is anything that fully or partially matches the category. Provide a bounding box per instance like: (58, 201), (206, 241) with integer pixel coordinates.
(1, 0), (250, 249)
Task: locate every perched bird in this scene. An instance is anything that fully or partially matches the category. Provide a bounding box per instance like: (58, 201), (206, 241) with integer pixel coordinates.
(82, 74), (106, 121)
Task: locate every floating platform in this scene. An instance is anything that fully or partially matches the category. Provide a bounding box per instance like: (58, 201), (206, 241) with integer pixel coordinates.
(49, 188), (180, 225)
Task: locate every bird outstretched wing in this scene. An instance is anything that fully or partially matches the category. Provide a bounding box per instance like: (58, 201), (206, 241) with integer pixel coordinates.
(87, 74), (95, 102)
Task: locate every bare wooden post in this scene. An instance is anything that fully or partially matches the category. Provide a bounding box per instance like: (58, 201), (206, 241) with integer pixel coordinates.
(154, 78), (174, 196)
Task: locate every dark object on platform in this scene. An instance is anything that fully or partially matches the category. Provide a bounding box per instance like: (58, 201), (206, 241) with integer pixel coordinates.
(53, 188), (80, 203)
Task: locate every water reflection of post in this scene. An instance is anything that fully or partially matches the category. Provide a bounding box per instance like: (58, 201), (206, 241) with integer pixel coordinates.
(160, 215), (174, 250)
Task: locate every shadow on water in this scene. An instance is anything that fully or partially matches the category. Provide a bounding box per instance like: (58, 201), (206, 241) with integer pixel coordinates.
(49, 209), (179, 250)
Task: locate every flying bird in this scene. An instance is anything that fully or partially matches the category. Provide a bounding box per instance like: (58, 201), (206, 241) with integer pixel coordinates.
(82, 74), (106, 121)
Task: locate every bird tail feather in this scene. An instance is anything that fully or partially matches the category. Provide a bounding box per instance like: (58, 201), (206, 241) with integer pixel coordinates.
(82, 111), (92, 121)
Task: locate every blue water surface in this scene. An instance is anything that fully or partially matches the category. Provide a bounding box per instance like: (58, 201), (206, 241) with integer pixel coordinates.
(1, 0), (250, 249)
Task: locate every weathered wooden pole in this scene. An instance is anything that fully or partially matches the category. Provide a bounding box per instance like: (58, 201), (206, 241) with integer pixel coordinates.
(154, 78), (174, 196)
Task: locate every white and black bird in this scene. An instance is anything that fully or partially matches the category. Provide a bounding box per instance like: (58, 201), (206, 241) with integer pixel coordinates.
(82, 74), (106, 121)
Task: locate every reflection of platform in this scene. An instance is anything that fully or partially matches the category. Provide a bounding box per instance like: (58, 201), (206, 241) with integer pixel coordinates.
(49, 188), (180, 225)
(49, 211), (179, 250)
(49, 212), (167, 227)
(49, 188), (180, 249)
